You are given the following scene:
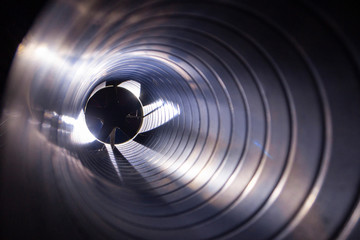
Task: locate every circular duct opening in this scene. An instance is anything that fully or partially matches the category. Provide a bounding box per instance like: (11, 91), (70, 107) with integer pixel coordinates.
(84, 84), (143, 144)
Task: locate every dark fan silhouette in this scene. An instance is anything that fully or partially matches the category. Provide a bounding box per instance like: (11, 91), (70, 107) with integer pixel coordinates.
(85, 85), (143, 147)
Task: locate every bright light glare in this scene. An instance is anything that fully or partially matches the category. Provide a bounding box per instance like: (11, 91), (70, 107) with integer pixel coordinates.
(34, 44), (68, 68)
(20, 42), (105, 88)
(60, 115), (76, 125)
(139, 100), (180, 133)
(60, 110), (97, 144)
(142, 99), (164, 115)
(118, 80), (141, 98)
(105, 144), (123, 181)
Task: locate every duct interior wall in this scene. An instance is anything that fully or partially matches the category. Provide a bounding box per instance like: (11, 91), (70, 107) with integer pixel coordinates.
(1, 1), (360, 239)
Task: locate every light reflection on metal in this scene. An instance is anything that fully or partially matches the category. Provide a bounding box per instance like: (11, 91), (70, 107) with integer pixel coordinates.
(253, 140), (273, 159)
(142, 99), (164, 116)
(60, 110), (97, 144)
(105, 144), (123, 182)
(1, 0), (359, 239)
(118, 80), (141, 99)
(139, 100), (180, 133)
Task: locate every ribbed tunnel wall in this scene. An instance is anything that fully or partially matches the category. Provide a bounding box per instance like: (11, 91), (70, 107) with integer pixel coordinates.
(1, 0), (360, 239)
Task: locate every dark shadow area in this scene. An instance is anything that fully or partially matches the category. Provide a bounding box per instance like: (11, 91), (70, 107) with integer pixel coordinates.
(0, 0), (48, 110)
(85, 86), (143, 144)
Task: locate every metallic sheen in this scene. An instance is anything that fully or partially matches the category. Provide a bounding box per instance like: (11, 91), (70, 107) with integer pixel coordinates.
(1, 0), (360, 239)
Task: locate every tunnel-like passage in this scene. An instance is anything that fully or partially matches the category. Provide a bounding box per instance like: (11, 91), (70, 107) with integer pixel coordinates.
(0, 0), (359, 240)
(85, 85), (143, 144)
